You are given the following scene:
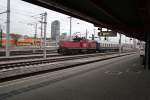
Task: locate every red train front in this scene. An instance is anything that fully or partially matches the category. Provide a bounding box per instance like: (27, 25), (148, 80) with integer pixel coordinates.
(57, 38), (97, 55)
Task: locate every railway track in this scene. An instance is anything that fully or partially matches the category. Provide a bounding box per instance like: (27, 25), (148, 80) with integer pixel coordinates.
(0, 52), (107, 62)
(0, 52), (117, 70)
(0, 49), (57, 56)
(0, 53), (60, 61)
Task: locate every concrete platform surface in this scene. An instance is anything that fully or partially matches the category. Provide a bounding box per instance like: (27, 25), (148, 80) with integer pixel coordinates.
(0, 54), (149, 100)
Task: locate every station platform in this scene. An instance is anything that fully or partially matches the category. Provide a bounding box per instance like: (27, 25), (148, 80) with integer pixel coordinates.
(0, 54), (149, 100)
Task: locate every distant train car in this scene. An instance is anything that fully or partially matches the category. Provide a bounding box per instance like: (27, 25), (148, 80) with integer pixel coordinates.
(96, 42), (119, 52)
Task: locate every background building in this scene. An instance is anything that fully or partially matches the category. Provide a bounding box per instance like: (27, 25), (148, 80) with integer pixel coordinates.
(51, 20), (60, 41)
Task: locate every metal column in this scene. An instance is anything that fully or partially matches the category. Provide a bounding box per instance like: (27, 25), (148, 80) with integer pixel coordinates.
(35, 23), (37, 38)
(34, 23), (37, 46)
(43, 12), (47, 59)
(0, 26), (2, 47)
(85, 29), (88, 40)
(40, 15), (44, 49)
(6, 0), (10, 57)
(145, 33), (150, 70)
(119, 33), (122, 55)
(69, 16), (72, 41)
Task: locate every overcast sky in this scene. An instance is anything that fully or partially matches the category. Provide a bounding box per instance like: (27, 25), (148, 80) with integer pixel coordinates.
(0, 0), (133, 43)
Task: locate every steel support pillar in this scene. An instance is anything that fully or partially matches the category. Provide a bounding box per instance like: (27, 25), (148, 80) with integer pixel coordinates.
(119, 33), (122, 55)
(6, 0), (10, 57)
(145, 33), (150, 70)
(43, 12), (47, 59)
(69, 16), (72, 41)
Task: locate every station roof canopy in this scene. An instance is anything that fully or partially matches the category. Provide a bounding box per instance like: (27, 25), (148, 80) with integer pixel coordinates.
(23, 0), (150, 41)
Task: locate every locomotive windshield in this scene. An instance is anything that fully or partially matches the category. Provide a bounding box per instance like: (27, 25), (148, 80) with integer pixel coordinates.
(73, 36), (87, 41)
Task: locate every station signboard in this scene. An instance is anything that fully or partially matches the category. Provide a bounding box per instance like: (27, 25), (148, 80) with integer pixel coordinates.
(98, 31), (117, 37)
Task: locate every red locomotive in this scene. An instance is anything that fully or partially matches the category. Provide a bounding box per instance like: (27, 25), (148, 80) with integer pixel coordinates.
(58, 37), (97, 55)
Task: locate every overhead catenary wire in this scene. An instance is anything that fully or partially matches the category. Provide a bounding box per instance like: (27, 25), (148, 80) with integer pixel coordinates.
(0, 0), (95, 39)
